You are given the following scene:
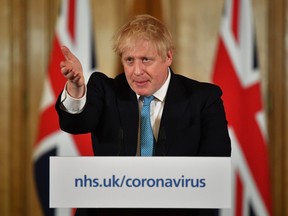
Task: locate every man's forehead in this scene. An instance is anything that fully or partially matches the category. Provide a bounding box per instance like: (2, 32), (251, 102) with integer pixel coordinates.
(121, 41), (159, 57)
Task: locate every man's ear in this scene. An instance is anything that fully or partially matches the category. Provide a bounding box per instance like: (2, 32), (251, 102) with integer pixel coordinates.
(166, 49), (173, 65)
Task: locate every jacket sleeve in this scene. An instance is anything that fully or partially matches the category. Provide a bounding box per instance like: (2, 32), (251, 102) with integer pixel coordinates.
(55, 72), (107, 134)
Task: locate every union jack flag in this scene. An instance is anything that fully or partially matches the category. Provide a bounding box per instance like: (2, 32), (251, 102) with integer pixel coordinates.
(212, 0), (272, 215)
(33, 0), (95, 215)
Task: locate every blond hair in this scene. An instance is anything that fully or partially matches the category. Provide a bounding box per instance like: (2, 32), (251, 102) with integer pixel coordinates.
(113, 14), (174, 60)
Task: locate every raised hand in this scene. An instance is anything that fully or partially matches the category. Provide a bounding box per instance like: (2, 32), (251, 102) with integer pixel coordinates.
(60, 46), (85, 98)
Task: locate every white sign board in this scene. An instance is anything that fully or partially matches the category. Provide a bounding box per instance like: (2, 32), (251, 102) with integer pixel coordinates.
(50, 157), (231, 208)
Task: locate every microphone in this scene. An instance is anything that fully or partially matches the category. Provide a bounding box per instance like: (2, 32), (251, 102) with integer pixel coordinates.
(117, 128), (124, 156)
(158, 127), (167, 156)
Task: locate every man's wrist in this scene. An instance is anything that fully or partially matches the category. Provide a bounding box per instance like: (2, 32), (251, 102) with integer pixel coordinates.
(60, 82), (87, 114)
(67, 82), (85, 99)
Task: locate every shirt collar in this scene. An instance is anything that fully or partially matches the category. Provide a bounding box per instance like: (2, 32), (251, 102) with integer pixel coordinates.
(137, 68), (171, 102)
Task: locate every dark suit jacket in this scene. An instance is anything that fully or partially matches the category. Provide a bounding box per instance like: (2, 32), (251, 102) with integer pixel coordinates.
(56, 69), (231, 215)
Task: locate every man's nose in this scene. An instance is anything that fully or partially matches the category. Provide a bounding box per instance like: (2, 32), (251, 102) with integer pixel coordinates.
(133, 61), (143, 75)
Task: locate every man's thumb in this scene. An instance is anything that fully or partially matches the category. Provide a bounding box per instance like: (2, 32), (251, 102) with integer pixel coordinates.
(61, 46), (74, 60)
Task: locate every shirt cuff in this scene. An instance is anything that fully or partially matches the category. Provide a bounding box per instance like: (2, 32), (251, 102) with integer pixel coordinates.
(60, 82), (87, 114)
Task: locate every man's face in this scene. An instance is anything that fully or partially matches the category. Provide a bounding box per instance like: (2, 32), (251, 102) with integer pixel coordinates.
(121, 40), (173, 96)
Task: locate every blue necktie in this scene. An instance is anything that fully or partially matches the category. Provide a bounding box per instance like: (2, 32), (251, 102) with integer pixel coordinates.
(140, 96), (154, 156)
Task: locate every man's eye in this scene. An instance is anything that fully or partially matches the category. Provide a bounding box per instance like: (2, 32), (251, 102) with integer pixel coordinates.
(126, 58), (134, 63)
(143, 58), (150, 62)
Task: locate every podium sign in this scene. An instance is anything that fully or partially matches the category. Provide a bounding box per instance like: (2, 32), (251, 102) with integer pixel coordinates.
(50, 157), (231, 208)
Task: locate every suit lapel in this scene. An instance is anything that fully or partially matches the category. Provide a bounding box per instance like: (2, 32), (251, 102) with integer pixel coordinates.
(157, 72), (189, 155)
(115, 75), (139, 156)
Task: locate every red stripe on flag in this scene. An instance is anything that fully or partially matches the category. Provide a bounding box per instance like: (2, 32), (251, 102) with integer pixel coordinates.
(72, 134), (94, 156)
(213, 38), (272, 214)
(232, 0), (240, 43)
(35, 105), (59, 144)
(68, 0), (76, 41)
(235, 172), (243, 216)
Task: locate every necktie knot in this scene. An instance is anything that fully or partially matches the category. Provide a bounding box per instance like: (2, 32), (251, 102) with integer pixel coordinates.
(143, 96), (154, 106)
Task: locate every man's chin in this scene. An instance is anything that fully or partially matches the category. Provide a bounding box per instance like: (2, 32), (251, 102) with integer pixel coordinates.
(132, 86), (149, 96)
(134, 90), (151, 97)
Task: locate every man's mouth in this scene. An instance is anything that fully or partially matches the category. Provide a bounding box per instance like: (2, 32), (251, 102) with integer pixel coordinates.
(135, 80), (149, 87)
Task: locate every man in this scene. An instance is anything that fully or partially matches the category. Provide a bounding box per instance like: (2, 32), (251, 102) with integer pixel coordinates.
(56, 14), (231, 216)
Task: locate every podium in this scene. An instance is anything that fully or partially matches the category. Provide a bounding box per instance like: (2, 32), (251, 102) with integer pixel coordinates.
(50, 157), (231, 208)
